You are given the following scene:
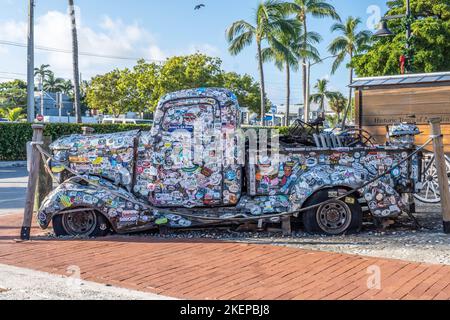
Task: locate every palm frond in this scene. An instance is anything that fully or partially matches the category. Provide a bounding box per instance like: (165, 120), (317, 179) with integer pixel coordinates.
(228, 31), (255, 55)
(261, 47), (276, 64)
(226, 20), (255, 42)
(331, 52), (346, 74)
(328, 37), (348, 54)
(308, 1), (341, 21)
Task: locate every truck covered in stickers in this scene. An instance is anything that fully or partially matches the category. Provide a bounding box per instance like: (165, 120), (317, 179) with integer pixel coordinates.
(38, 88), (423, 237)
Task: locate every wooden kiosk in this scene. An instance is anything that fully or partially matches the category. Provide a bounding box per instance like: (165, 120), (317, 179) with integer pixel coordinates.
(350, 72), (450, 152)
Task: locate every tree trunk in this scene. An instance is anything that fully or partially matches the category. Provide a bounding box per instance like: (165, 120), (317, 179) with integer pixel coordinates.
(302, 19), (308, 122)
(257, 41), (266, 126)
(285, 63), (290, 127)
(68, 0), (82, 124)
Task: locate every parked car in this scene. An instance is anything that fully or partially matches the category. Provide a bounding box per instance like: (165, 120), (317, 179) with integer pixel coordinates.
(38, 88), (422, 237)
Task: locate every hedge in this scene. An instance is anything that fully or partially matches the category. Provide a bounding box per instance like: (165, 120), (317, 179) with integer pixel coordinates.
(0, 123), (151, 161)
(0, 123), (290, 161)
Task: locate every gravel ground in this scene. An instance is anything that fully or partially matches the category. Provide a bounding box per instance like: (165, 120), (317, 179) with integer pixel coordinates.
(0, 264), (175, 300)
(118, 202), (450, 266)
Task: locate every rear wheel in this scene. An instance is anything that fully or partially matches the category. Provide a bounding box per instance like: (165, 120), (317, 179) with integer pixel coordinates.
(52, 209), (110, 238)
(303, 189), (363, 236)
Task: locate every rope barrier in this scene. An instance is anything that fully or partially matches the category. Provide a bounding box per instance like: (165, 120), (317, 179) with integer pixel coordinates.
(34, 138), (433, 224)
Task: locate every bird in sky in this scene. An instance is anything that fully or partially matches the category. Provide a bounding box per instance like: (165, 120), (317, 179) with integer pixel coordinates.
(194, 4), (205, 10)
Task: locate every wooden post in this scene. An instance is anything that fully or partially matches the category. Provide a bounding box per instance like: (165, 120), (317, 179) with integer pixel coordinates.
(21, 124), (45, 240)
(281, 216), (292, 236)
(82, 126), (95, 135)
(34, 136), (53, 212)
(429, 118), (450, 234)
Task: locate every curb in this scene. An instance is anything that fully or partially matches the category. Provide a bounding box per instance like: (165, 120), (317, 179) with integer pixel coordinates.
(0, 161), (27, 169)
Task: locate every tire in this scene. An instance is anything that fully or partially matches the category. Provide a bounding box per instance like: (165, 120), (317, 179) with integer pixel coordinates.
(52, 209), (110, 238)
(303, 189), (363, 236)
(52, 214), (68, 237)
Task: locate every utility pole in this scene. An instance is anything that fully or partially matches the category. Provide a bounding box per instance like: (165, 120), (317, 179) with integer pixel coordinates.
(26, 0), (35, 123)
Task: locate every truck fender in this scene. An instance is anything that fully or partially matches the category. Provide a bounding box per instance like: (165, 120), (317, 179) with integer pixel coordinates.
(289, 165), (364, 212)
(37, 177), (147, 232)
(288, 165), (406, 218)
(362, 181), (406, 218)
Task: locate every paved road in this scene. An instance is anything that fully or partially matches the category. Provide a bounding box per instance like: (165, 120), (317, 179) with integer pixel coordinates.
(0, 167), (28, 215)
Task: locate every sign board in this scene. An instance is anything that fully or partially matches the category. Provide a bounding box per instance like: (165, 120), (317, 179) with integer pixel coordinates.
(356, 84), (450, 152)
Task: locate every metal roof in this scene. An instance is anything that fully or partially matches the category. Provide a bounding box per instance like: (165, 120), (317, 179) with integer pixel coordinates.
(350, 72), (450, 88)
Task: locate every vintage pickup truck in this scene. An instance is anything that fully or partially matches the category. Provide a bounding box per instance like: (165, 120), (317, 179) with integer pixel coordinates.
(37, 88), (422, 237)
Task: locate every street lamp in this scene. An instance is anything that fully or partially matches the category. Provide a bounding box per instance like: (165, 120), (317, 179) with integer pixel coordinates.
(375, 0), (413, 73)
(374, 20), (394, 37)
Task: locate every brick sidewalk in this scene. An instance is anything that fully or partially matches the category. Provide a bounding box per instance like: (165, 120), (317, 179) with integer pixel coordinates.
(1, 213), (450, 300)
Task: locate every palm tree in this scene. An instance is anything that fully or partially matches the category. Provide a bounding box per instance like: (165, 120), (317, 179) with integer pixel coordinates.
(328, 91), (347, 121)
(34, 64), (52, 115)
(61, 80), (74, 95)
(310, 79), (337, 116)
(328, 16), (371, 128)
(43, 73), (65, 92)
(68, 0), (82, 123)
(34, 64), (52, 84)
(262, 23), (308, 126)
(227, 0), (296, 125)
(291, 0), (340, 120)
(0, 107), (26, 122)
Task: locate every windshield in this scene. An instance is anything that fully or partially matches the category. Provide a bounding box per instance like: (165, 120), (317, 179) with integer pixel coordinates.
(162, 104), (214, 133)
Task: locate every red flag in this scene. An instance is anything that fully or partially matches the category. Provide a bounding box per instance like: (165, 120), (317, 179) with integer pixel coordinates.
(400, 55), (406, 74)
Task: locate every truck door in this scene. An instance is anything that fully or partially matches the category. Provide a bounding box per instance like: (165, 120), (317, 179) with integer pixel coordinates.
(149, 98), (223, 208)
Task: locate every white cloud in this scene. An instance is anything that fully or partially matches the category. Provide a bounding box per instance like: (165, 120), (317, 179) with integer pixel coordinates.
(0, 7), (166, 80)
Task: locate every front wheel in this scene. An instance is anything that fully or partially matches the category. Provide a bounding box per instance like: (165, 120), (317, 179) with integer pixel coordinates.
(52, 209), (111, 238)
(303, 189), (363, 236)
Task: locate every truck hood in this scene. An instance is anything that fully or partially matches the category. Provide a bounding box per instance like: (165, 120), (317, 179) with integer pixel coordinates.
(50, 130), (140, 188)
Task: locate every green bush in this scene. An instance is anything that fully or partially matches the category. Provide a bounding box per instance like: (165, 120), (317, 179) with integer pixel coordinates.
(0, 123), (151, 161)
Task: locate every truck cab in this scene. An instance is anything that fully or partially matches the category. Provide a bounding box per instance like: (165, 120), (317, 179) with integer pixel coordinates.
(135, 88), (243, 208)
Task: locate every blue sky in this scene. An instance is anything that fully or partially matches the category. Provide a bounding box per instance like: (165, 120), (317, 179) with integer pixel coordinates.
(0, 0), (388, 105)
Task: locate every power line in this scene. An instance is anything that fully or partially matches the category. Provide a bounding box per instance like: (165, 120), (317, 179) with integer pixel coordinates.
(0, 39), (164, 63)
(0, 76), (26, 80)
(0, 71), (27, 76)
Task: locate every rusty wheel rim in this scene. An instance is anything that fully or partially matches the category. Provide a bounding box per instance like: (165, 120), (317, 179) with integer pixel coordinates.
(62, 210), (97, 236)
(316, 200), (352, 235)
